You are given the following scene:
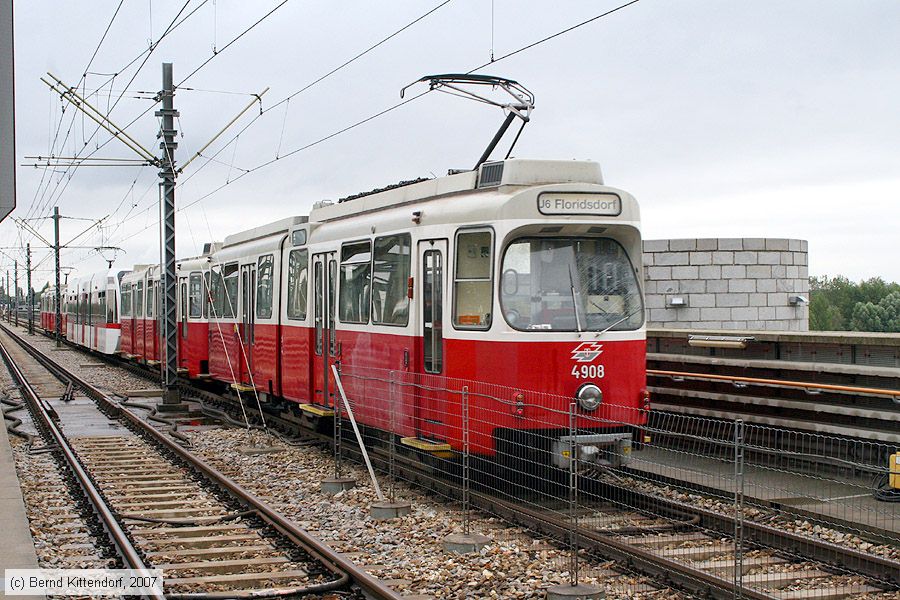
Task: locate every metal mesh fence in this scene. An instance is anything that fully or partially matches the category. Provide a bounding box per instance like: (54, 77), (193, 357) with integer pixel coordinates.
(329, 364), (898, 599)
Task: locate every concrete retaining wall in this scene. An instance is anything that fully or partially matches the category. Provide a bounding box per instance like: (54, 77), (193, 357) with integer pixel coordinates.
(643, 238), (809, 331)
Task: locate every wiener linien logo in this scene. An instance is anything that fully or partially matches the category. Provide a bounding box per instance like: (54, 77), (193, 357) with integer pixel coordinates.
(570, 342), (603, 363)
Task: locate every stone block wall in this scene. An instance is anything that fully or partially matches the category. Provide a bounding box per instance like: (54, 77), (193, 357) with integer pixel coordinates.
(643, 238), (809, 331)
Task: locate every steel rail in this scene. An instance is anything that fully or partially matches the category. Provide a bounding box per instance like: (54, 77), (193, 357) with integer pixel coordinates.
(648, 368), (900, 399)
(0, 324), (403, 600)
(471, 490), (777, 600)
(0, 331), (166, 600)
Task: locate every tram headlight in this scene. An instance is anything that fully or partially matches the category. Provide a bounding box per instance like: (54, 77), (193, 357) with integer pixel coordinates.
(576, 384), (603, 411)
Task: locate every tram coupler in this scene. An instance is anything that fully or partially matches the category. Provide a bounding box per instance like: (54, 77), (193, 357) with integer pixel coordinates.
(552, 433), (632, 470)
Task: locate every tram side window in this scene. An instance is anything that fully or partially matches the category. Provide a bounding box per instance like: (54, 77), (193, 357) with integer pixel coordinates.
(423, 249), (443, 373)
(209, 267), (223, 318)
(189, 273), (203, 318)
(146, 281), (155, 319)
(135, 281), (144, 318)
(287, 249), (308, 320)
(95, 291), (105, 323)
(212, 263), (239, 318)
(339, 241), (371, 324)
(81, 293), (90, 324)
(371, 234), (410, 326)
(180, 282), (188, 339)
(107, 289), (116, 323)
(328, 259), (337, 355)
(210, 267), (224, 318)
(256, 255), (274, 319)
(203, 272), (211, 319)
(122, 284), (132, 317)
(314, 261), (323, 355)
(453, 229), (493, 330)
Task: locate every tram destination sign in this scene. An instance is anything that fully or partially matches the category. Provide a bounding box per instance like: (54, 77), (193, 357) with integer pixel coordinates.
(537, 192), (621, 216)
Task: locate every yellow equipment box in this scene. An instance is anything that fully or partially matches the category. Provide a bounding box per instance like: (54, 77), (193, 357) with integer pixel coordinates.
(891, 453), (900, 490)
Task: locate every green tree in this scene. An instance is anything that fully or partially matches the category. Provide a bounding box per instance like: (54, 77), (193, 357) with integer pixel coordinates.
(809, 275), (900, 331)
(850, 291), (900, 332)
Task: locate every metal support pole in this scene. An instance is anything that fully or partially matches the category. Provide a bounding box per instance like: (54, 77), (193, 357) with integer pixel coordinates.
(334, 367), (343, 478)
(53, 206), (61, 346)
(733, 419), (745, 598)
(26, 243), (32, 334)
(156, 62), (180, 405)
(4, 270), (8, 321)
(462, 385), (470, 536)
(332, 364), (385, 501)
(13, 259), (17, 326)
(569, 402), (579, 587)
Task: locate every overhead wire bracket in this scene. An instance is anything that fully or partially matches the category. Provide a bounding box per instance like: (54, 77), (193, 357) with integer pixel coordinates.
(400, 73), (535, 170)
(178, 87), (269, 174)
(42, 72), (158, 163)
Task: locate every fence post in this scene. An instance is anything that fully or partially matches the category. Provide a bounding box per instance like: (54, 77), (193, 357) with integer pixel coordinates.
(569, 402), (579, 587)
(733, 418), (745, 598)
(389, 371), (396, 502)
(463, 384), (470, 536)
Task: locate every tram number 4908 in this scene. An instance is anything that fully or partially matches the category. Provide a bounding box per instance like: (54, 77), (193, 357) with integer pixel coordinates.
(571, 364), (605, 379)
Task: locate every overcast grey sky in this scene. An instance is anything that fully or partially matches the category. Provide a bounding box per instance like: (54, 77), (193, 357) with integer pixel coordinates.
(3, 0), (899, 289)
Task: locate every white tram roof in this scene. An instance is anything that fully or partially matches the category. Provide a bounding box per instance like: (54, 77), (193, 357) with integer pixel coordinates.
(215, 159), (608, 245)
(122, 264), (158, 284)
(309, 159), (606, 224)
(209, 159), (632, 258)
(223, 216), (308, 248)
(178, 242), (222, 272)
(69, 269), (123, 292)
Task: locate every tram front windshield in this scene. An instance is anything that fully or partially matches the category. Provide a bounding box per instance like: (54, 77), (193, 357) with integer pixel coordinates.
(500, 238), (643, 332)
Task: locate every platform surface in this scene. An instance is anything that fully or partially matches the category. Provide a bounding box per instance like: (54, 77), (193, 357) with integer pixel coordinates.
(629, 447), (898, 536)
(0, 428), (43, 599)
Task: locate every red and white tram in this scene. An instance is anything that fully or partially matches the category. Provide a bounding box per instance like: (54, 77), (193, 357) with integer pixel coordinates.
(207, 218), (306, 391)
(63, 270), (126, 354)
(43, 158), (646, 464)
(120, 265), (161, 364)
(40, 285), (63, 334)
(200, 159), (647, 458)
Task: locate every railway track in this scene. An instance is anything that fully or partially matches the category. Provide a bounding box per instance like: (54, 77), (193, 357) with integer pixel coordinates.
(0, 324), (407, 600)
(7, 323), (899, 599)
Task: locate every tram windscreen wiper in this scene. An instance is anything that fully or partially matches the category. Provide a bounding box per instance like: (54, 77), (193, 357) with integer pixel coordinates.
(595, 307), (643, 338)
(568, 264), (583, 332)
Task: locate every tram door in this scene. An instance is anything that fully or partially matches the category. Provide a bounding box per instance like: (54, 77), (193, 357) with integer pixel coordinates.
(311, 252), (338, 408)
(416, 240), (448, 442)
(239, 263), (256, 386)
